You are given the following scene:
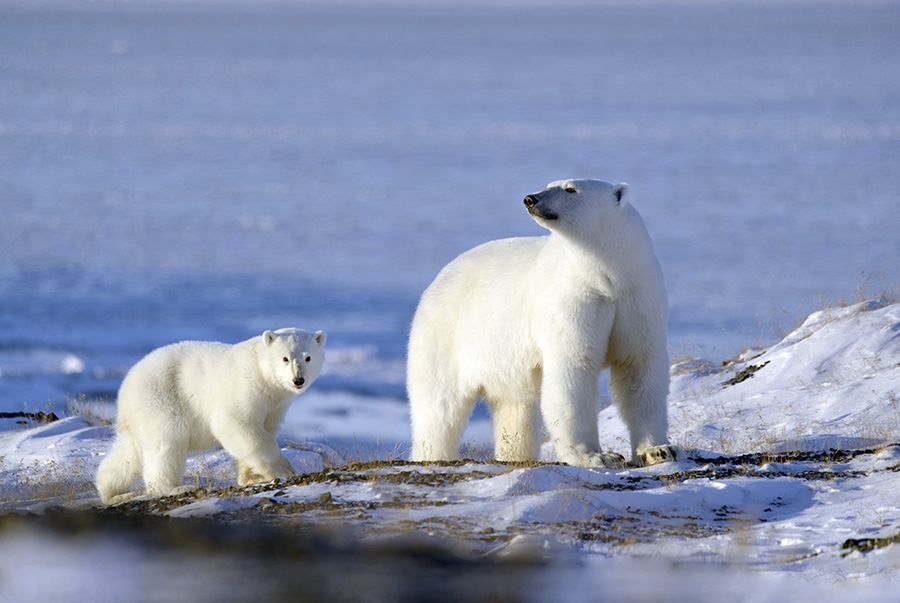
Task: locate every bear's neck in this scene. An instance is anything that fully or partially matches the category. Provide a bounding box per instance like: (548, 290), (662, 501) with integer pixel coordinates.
(549, 232), (649, 298)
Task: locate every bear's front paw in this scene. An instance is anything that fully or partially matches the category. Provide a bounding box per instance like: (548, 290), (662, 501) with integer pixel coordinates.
(588, 451), (627, 469)
(635, 445), (680, 467)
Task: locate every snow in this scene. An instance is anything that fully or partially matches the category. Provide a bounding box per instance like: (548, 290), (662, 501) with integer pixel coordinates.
(2, 300), (900, 601)
(2, 0), (898, 597)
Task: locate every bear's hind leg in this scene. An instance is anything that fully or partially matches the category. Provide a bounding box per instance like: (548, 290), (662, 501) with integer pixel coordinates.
(489, 398), (541, 462)
(142, 440), (190, 497)
(409, 393), (476, 462)
(95, 428), (142, 505)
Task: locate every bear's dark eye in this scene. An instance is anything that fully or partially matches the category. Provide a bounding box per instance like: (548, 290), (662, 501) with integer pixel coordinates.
(565, 186), (577, 194)
(305, 355), (311, 363)
(283, 357), (289, 363)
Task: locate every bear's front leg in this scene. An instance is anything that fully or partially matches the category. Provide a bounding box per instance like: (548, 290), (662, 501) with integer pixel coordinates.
(608, 356), (678, 466)
(212, 417), (296, 485)
(234, 439), (296, 485)
(540, 364), (625, 468)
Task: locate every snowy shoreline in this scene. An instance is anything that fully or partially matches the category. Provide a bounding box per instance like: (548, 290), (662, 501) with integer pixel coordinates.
(2, 299), (900, 601)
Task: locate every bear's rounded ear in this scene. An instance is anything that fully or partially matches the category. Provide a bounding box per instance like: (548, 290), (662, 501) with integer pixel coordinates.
(263, 330), (276, 346)
(315, 330), (327, 346)
(614, 183), (630, 206)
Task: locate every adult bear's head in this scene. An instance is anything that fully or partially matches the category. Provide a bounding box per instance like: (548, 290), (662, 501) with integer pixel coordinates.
(523, 179), (630, 230)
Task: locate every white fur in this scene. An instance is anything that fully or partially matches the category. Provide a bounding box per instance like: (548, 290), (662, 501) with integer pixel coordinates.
(96, 328), (326, 504)
(408, 179), (676, 467)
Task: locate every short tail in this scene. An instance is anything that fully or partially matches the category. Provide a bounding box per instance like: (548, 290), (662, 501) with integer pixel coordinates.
(95, 425), (142, 505)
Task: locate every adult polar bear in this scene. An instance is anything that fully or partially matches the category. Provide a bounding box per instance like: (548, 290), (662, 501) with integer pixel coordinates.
(96, 328), (326, 504)
(408, 179), (677, 467)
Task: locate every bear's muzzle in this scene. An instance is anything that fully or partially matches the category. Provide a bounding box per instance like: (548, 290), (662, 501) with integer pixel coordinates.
(524, 194), (558, 220)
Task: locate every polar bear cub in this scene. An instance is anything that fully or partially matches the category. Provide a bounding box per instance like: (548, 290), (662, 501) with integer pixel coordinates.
(408, 179), (677, 468)
(96, 328), (326, 504)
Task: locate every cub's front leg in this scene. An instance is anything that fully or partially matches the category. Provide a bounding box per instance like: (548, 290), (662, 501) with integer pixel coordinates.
(212, 416), (296, 485)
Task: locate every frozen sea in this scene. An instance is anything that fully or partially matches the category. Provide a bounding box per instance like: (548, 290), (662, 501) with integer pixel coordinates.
(1, 0), (898, 421)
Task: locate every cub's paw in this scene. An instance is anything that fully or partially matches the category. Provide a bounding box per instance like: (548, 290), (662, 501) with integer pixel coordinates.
(104, 492), (139, 506)
(635, 445), (680, 467)
(166, 485), (199, 497)
(238, 457), (297, 486)
(237, 464), (266, 486)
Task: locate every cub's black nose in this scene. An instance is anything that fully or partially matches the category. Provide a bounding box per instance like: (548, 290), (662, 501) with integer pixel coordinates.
(523, 194), (538, 208)
(293, 376), (305, 388)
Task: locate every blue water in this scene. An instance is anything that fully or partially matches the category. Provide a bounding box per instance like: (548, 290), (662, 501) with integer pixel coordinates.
(1, 0), (898, 415)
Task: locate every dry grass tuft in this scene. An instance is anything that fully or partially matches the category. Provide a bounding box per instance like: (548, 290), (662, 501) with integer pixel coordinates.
(0, 455), (97, 507)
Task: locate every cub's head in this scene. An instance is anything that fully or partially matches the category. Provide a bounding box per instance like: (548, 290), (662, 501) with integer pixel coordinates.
(261, 328), (327, 394)
(523, 179), (630, 237)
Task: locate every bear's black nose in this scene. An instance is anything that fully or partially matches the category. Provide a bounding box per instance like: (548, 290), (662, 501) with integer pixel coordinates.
(293, 376), (305, 388)
(523, 194), (538, 208)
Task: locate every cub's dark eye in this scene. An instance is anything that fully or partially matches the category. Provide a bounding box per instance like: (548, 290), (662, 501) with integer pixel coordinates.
(305, 355), (312, 363)
(565, 186), (577, 194)
(283, 357), (289, 363)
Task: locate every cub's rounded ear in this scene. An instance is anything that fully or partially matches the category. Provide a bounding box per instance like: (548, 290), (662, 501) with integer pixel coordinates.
(263, 330), (276, 345)
(315, 330), (327, 346)
(614, 183), (630, 206)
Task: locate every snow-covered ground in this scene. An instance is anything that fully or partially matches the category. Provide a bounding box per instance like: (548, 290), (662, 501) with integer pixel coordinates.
(2, 299), (900, 601)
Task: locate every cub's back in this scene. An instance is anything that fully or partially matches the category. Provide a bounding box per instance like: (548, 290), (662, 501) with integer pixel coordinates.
(119, 340), (233, 401)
